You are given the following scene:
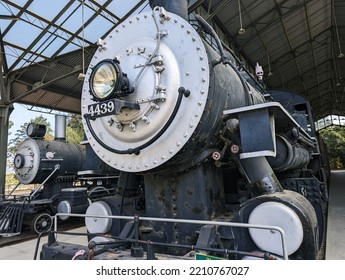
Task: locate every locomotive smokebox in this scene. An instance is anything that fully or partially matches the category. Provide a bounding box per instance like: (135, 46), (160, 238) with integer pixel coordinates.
(13, 118), (84, 185)
(13, 138), (84, 184)
(81, 7), (264, 173)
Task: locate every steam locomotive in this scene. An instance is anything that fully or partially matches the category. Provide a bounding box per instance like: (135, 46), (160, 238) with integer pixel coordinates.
(0, 115), (118, 236)
(39, 0), (329, 260)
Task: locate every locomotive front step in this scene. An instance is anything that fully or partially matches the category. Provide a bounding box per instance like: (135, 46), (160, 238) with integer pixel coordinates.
(0, 204), (24, 237)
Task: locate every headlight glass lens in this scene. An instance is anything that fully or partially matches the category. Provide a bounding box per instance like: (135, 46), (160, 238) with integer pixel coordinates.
(92, 62), (118, 99)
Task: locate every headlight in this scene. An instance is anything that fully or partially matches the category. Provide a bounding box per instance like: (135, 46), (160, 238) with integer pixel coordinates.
(89, 59), (129, 100)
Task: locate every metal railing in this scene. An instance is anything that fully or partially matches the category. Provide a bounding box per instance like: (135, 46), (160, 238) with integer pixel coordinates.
(47, 212), (289, 260)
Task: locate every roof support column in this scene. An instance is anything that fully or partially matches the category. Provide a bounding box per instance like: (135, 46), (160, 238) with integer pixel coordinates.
(0, 37), (13, 195)
(0, 104), (12, 195)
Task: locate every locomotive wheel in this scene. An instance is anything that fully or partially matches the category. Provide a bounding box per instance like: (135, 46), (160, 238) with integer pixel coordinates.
(31, 213), (53, 234)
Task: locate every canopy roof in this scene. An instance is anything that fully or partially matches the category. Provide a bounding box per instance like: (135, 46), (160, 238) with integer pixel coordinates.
(1, 0), (344, 120)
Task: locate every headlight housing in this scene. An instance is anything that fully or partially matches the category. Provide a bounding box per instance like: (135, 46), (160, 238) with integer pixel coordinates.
(89, 59), (129, 100)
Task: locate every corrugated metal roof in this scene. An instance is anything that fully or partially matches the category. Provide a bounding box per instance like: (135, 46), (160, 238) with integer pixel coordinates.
(1, 0), (344, 120)
(207, 0), (342, 120)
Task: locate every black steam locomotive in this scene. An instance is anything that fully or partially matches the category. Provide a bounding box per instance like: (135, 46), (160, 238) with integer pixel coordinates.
(0, 115), (118, 236)
(39, 0), (329, 260)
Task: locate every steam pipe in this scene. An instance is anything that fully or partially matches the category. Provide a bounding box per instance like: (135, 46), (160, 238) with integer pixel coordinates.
(149, 0), (189, 20)
(239, 157), (284, 195)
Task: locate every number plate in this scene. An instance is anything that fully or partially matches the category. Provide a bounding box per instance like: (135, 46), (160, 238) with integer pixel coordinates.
(87, 99), (116, 119)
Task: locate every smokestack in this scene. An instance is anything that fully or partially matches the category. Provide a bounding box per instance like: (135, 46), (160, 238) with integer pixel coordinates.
(55, 115), (66, 141)
(149, 0), (189, 20)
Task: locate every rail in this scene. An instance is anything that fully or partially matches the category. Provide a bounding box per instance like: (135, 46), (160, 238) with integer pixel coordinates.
(45, 212), (289, 260)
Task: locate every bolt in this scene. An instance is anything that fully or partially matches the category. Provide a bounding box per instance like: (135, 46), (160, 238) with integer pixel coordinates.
(212, 151), (222, 161)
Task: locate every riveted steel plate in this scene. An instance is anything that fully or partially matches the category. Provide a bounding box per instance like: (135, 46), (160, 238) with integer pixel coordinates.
(81, 10), (210, 172)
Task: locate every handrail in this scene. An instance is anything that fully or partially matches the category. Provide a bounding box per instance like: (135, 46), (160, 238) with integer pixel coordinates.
(30, 164), (60, 199)
(52, 212), (289, 260)
(6, 182), (21, 197)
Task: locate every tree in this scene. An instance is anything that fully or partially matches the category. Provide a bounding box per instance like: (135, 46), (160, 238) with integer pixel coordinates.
(319, 126), (345, 169)
(66, 114), (84, 144)
(8, 120), (13, 134)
